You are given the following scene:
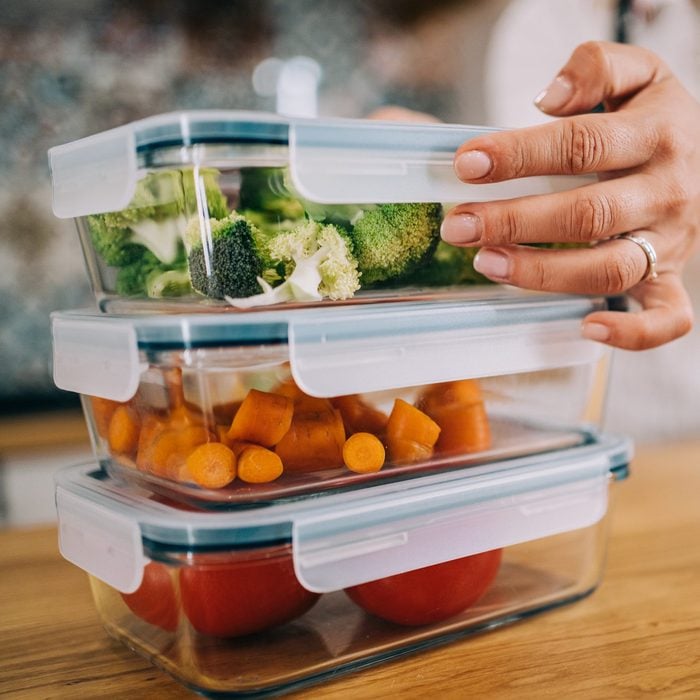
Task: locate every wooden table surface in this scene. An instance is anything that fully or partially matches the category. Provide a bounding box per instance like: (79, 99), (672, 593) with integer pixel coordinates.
(1, 440), (699, 699)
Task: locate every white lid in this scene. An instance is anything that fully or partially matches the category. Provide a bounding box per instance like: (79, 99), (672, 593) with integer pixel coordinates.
(51, 291), (610, 401)
(49, 110), (594, 218)
(55, 433), (632, 593)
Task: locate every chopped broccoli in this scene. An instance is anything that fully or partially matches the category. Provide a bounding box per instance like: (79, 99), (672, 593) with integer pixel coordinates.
(115, 251), (163, 296)
(89, 169), (228, 267)
(187, 213), (264, 299)
(146, 268), (193, 298)
(350, 203), (442, 285)
(226, 219), (360, 308)
(182, 168), (230, 220)
(238, 167), (305, 221)
(402, 241), (493, 287)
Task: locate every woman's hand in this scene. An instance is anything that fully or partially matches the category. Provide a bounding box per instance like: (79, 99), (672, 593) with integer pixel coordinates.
(441, 41), (700, 350)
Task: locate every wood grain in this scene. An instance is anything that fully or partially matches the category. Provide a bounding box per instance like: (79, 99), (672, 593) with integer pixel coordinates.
(1, 441), (699, 699)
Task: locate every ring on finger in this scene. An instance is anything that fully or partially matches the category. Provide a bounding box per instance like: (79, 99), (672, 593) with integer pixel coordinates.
(614, 233), (658, 282)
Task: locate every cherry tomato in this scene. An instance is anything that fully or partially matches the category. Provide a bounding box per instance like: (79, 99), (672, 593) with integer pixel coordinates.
(180, 546), (320, 637)
(345, 549), (502, 626)
(121, 561), (179, 632)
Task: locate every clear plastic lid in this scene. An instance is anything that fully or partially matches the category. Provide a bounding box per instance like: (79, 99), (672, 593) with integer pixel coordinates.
(55, 433), (631, 594)
(51, 290), (613, 401)
(49, 110), (594, 218)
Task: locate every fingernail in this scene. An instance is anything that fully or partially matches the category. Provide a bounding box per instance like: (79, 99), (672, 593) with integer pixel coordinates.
(455, 150), (493, 180)
(534, 75), (574, 113)
(441, 213), (482, 244)
(582, 322), (611, 343)
(474, 249), (510, 280)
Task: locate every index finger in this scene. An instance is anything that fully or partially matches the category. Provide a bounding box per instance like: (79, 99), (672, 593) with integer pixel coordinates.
(454, 112), (659, 182)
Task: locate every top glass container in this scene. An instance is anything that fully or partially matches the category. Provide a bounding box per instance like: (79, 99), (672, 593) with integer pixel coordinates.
(48, 111), (592, 312)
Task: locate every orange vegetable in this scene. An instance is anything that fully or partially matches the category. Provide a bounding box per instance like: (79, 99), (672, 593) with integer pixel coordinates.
(275, 409), (346, 472)
(385, 438), (435, 464)
(137, 417), (213, 480)
(342, 432), (386, 473)
(237, 445), (284, 483)
(416, 379), (483, 415)
(107, 404), (141, 457)
(185, 442), (237, 489)
(430, 402), (492, 455)
(274, 377), (333, 413)
(331, 395), (389, 436)
(228, 389), (294, 447)
(386, 399), (441, 464)
(90, 396), (121, 439)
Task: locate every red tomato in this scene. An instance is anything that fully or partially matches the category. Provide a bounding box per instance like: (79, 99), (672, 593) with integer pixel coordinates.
(121, 561), (179, 632)
(179, 547), (320, 637)
(345, 549), (502, 626)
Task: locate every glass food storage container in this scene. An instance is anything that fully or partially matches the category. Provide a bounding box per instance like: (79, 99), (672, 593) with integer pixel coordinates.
(55, 433), (631, 698)
(48, 110), (592, 312)
(52, 290), (618, 508)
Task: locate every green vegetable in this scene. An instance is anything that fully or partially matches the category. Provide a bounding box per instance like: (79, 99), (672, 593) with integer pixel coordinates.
(238, 168), (305, 222)
(350, 203), (443, 285)
(146, 268), (193, 298)
(89, 169), (228, 266)
(402, 241), (493, 287)
(226, 219), (360, 308)
(187, 213), (265, 299)
(115, 251), (163, 297)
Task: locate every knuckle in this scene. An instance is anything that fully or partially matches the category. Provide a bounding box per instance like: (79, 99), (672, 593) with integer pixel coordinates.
(484, 207), (526, 245)
(573, 41), (607, 70)
(595, 255), (638, 294)
(662, 180), (691, 217)
(562, 120), (608, 173)
(569, 194), (616, 241)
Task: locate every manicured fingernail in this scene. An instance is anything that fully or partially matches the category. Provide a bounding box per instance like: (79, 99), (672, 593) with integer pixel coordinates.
(455, 150), (493, 180)
(441, 213), (482, 244)
(474, 249), (510, 280)
(534, 75), (574, 113)
(582, 322), (611, 342)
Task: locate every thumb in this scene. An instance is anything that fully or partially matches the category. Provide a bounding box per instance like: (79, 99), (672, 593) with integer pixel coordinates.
(534, 41), (670, 116)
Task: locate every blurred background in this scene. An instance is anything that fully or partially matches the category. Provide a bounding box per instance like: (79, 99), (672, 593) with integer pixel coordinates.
(1, 0), (698, 525)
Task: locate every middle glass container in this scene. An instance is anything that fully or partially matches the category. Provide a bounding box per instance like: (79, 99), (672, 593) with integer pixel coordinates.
(52, 288), (614, 508)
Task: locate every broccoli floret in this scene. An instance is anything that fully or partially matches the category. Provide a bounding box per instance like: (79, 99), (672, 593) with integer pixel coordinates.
(86, 215), (145, 266)
(402, 241), (493, 287)
(350, 203), (443, 285)
(187, 213), (264, 299)
(226, 219), (360, 308)
(182, 168), (230, 220)
(90, 169), (229, 267)
(238, 167), (305, 221)
(115, 251), (163, 296)
(146, 268), (193, 298)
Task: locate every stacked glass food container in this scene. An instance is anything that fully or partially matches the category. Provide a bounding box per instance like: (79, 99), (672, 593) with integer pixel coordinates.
(49, 111), (631, 697)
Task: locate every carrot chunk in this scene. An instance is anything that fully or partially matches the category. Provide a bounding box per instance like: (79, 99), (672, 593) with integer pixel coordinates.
(386, 399), (441, 464)
(332, 395), (389, 436)
(275, 409), (346, 472)
(185, 442), (237, 489)
(416, 379), (483, 415)
(227, 389), (294, 447)
(237, 445), (284, 483)
(431, 402), (492, 455)
(90, 396), (121, 439)
(343, 432), (386, 473)
(108, 404), (141, 457)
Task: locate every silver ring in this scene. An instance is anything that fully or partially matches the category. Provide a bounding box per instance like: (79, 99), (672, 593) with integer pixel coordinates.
(615, 233), (658, 282)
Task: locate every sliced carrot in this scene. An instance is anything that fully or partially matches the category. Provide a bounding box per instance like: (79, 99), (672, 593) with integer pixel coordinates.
(90, 396), (121, 439)
(386, 399), (441, 448)
(385, 438), (434, 464)
(386, 399), (441, 464)
(237, 445), (284, 483)
(332, 395), (389, 436)
(138, 420), (213, 480)
(275, 409), (346, 472)
(164, 367), (185, 409)
(431, 402), (492, 455)
(342, 432), (386, 473)
(108, 404), (141, 457)
(185, 442), (237, 489)
(416, 379), (483, 416)
(273, 376), (335, 412)
(227, 389), (294, 447)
